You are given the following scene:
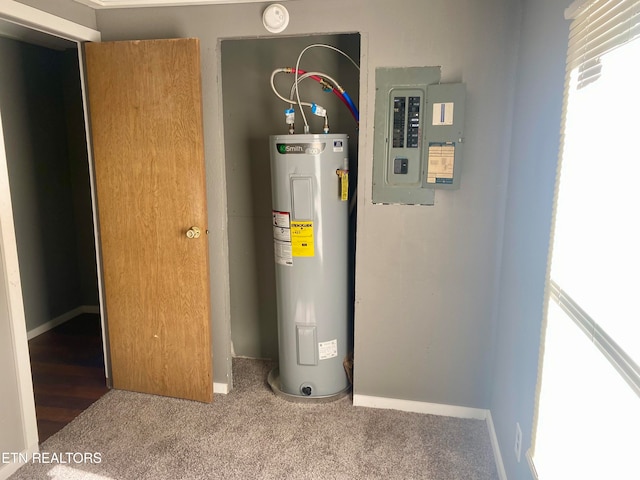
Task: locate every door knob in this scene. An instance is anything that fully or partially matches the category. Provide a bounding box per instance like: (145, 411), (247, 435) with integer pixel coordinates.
(186, 226), (201, 239)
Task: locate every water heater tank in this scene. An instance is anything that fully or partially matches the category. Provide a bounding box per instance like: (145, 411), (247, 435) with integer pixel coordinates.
(269, 133), (350, 399)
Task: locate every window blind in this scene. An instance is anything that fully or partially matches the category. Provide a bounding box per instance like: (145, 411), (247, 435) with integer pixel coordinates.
(566, 0), (640, 87)
(552, 0), (640, 388)
(549, 280), (640, 397)
(530, 1), (640, 477)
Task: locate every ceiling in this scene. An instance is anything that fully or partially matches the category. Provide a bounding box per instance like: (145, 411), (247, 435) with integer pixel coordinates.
(73, 0), (275, 8)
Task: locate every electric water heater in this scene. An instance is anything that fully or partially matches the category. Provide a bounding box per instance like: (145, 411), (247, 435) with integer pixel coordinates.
(269, 133), (350, 398)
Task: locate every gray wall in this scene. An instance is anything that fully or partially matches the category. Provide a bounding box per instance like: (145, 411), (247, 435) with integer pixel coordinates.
(0, 3), (583, 478)
(490, 0), (569, 478)
(96, 0), (521, 407)
(221, 34), (360, 359)
(0, 38), (98, 331)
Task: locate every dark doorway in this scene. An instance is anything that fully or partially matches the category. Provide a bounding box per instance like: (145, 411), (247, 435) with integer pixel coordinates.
(0, 33), (107, 443)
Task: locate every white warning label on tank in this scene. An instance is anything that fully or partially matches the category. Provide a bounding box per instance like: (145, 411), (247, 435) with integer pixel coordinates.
(273, 211), (292, 266)
(274, 239), (293, 266)
(273, 225), (291, 242)
(272, 210), (290, 228)
(318, 339), (338, 360)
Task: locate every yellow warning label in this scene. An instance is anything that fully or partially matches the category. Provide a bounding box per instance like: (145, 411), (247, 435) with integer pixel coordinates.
(291, 221), (314, 257)
(339, 171), (349, 201)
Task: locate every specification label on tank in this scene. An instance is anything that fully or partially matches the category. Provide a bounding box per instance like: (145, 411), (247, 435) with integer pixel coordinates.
(318, 339), (338, 360)
(291, 221), (315, 257)
(274, 240), (293, 266)
(272, 211), (293, 266)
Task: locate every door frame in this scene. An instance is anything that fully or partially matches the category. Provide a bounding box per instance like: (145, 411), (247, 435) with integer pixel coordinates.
(0, 1), (101, 459)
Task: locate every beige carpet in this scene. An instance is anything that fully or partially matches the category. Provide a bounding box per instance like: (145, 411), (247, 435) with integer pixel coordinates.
(10, 358), (498, 479)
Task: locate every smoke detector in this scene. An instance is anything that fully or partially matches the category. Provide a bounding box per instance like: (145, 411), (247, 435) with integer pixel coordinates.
(262, 3), (289, 33)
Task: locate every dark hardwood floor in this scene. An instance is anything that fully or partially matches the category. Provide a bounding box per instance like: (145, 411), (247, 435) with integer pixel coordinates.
(28, 313), (110, 443)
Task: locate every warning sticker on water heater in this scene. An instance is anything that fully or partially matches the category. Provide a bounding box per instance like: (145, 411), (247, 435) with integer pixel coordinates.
(274, 240), (293, 266)
(272, 211), (292, 266)
(272, 211), (290, 228)
(318, 339), (338, 360)
(291, 221), (315, 257)
(273, 226), (291, 242)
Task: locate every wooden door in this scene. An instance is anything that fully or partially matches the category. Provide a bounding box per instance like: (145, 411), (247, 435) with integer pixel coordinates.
(84, 39), (212, 402)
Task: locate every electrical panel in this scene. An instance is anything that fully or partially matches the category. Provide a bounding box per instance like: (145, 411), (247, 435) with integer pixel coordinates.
(424, 83), (466, 190)
(372, 67), (466, 205)
(387, 90), (424, 186)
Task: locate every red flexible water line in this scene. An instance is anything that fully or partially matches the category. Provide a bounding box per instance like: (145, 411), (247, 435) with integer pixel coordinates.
(288, 68), (357, 121)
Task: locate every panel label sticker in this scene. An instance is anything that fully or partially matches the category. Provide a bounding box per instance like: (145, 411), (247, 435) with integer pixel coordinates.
(333, 140), (344, 153)
(291, 221), (314, 257)
(427, 143), (455, 184)
(432, 102), (454, 126)
(318, 339), (338, 360)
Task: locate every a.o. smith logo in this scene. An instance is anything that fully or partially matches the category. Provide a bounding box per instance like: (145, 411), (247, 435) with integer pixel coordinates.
(277, 143), (326, 155)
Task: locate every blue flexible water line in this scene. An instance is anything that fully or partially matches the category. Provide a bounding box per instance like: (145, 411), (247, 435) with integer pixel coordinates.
(341, 91), (359, 123)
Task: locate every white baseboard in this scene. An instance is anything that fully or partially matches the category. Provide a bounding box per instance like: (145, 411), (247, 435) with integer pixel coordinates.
(82, 305), (100, 315)
(486, 410), (508, 480)
(0, 442), (39, 480)
(27, 305), (100, 340)
(353, 394), (488, 420)
(214, 382), (229, 394)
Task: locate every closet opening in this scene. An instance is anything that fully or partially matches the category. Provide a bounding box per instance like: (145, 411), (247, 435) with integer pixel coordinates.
(0, 24), (107, 442)
(220, 33), (361, 391)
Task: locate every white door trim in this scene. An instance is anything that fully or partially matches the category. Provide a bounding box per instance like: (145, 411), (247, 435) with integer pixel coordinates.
(0, 108), (40, 468)
(0, 0), (100, 42)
